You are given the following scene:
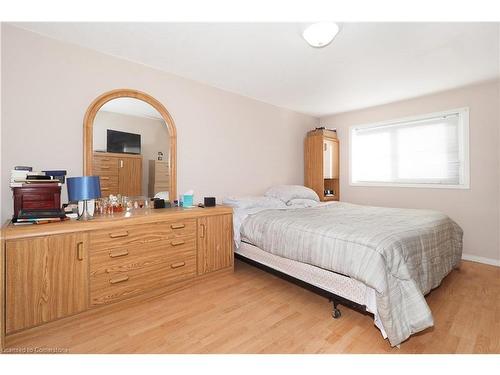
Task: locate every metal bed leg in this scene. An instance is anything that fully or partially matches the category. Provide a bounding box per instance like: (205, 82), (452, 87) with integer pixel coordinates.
(330, 298), (342, 319)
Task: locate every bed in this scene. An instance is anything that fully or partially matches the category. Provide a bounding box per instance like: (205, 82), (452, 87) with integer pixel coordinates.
(225, 186), (463, 347)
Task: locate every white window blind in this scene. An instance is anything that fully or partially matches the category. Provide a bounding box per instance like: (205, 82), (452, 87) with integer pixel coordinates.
(350, 108), (469, 188)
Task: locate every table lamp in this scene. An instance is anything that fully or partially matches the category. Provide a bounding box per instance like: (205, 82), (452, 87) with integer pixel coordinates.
(67, 176), (101, 220)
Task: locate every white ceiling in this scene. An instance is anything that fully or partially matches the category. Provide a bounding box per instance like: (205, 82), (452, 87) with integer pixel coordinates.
(100, 97), (163, 120)
(14, 22), (500, 116)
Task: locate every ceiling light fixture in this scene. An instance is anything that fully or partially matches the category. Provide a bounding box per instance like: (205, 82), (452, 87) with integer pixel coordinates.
(302, 22), (340, 48)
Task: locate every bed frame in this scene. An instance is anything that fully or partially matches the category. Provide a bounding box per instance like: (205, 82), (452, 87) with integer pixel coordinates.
(235, 252), (368, 319)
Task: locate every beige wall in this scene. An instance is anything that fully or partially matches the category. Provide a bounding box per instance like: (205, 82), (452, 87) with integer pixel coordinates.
(498, 28), (500, 267)
(0, 23), (3, 224)
(93, 111), (170, 196)
(0, 21), (4, 352)
(321, 80), (500, 264)
(1, 25), (318, 221)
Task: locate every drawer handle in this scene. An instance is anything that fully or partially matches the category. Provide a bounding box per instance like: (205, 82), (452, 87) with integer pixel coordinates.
(101, 188), (110, 191)
(171, 240), (185, 246)
(200, 224), (206, 238)
(171, 261), (186, 269)
(145, 238), (162, 243)
(109, 275), (129, 284)
(100, 166), (110, 169)
(77, 241), (84, 261)
(109, 249), (129, 258)
(171, 223), (185, 229)
(109, 231), (129, 238)
(100, 177), (110, 180)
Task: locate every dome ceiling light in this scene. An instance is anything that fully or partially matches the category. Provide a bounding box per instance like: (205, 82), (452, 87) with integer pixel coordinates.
(302, 22), (340, 48)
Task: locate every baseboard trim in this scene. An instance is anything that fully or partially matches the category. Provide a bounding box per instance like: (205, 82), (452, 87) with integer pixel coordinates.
(462, 253), (500, 267)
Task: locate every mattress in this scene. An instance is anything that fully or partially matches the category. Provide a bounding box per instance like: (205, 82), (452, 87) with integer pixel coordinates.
(236, 241), (387, 338)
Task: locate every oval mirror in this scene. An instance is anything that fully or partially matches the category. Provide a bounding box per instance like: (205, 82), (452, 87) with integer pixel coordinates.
(83, 89), (177, 201)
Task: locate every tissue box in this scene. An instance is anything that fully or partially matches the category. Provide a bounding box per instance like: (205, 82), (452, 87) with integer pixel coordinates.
(183, 194), (193, 207)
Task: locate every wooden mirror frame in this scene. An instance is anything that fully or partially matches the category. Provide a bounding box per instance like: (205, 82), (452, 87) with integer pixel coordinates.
(83, 89), (177, 200)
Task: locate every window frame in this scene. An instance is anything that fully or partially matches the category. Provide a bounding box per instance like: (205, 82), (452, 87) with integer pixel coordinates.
(348, 107), (470, 189)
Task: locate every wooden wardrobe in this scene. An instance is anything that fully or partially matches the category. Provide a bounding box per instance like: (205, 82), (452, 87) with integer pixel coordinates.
(304, 129), (340, 201)
(93, 152), (142, 196)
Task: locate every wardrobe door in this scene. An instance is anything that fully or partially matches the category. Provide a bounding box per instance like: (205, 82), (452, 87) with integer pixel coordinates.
(6, 233), (89, 333)
(119, 157), (142, 196)
(197, 214), (233, 275)
(304, 134), (325, 198)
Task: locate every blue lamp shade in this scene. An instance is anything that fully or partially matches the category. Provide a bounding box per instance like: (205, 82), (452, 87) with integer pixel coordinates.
(67, 176), (101, 202)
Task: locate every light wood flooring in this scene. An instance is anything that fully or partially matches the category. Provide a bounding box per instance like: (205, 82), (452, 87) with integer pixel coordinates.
(4, 260), (499, 354)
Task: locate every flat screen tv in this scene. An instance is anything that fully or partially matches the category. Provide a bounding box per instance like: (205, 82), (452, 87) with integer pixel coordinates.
(106, 129), (141, 154)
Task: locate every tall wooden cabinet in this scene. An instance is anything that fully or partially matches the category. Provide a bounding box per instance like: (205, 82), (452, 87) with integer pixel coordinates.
(93, 152), (142, 196)
(148, 160), (170, 197)
(5, 232), (89, 334)
(2, 206), (233, 336)
(304, 129), (340, 201)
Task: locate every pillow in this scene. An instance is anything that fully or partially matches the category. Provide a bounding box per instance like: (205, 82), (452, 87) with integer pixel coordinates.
(286, 198), (319, 208)
(222, 196), (286, 210)
(264, 185), (320, 203)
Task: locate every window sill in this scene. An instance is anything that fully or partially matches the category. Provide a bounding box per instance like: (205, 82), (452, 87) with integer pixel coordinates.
(349, 182), (470, 190)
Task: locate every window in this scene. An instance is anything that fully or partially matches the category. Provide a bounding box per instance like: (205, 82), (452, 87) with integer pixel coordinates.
(349, 108), (469, 188)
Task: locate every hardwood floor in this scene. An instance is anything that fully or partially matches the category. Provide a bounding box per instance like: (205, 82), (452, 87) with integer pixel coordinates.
(3, 259), (499, 354)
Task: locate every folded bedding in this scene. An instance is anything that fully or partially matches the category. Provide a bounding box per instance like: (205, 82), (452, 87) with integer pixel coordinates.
(239, 201), (463, 346)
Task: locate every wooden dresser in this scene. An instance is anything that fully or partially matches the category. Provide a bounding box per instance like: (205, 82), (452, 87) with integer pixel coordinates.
(148, 160), (170, 197)
(93, 152), (142, 196)
(1, 206), (233, 337)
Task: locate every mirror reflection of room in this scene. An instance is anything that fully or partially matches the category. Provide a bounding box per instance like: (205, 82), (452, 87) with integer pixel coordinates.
(92, 97), (170, 199)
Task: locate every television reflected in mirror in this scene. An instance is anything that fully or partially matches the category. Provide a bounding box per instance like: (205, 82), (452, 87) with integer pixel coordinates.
(106, 129), (141, 155)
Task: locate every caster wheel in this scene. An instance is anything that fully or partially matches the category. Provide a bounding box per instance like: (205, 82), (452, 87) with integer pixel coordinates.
(332, 308), (341, 319)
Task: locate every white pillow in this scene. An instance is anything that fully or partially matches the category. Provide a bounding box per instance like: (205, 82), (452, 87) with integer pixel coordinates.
(223, 196), (286, 210)
(265, 185), (320, 203)
(286, 198), (319, 208)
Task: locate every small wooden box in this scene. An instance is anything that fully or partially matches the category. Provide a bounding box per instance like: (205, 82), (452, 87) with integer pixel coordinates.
(12, 184), (61, 218)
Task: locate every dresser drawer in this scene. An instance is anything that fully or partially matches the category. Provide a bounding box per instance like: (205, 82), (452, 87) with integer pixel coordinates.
(155, 169), (170, 176)
(153, 184), (170, 192)
(90, 254), (196, 305)
(90, 236), (196, 276)
(99, 175), (119, 187)
(154, 176), (170, 184)
(93, 157), (119, 176)
(93, 155), (118, 165)
(100, 187), (119, 196)
(93, 166), (119, 177)
(22, 200), (57, 209)
(90, 219), (197, 252)
(99, 174), (119, 196)
(21, 192), (56, 201)
(155, 162), (169, 172)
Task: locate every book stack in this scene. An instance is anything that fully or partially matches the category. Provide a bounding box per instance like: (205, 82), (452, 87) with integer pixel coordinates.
(10, 166), (62, 188)
(13, 209), (68, 225)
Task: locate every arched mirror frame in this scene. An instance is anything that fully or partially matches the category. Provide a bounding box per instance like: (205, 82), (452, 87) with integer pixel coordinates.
(83, 89), (177, 200)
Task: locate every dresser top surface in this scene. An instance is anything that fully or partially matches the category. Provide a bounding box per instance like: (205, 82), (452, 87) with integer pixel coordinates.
(93, 151), (143, 159)
(2, 205), (233, 240)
